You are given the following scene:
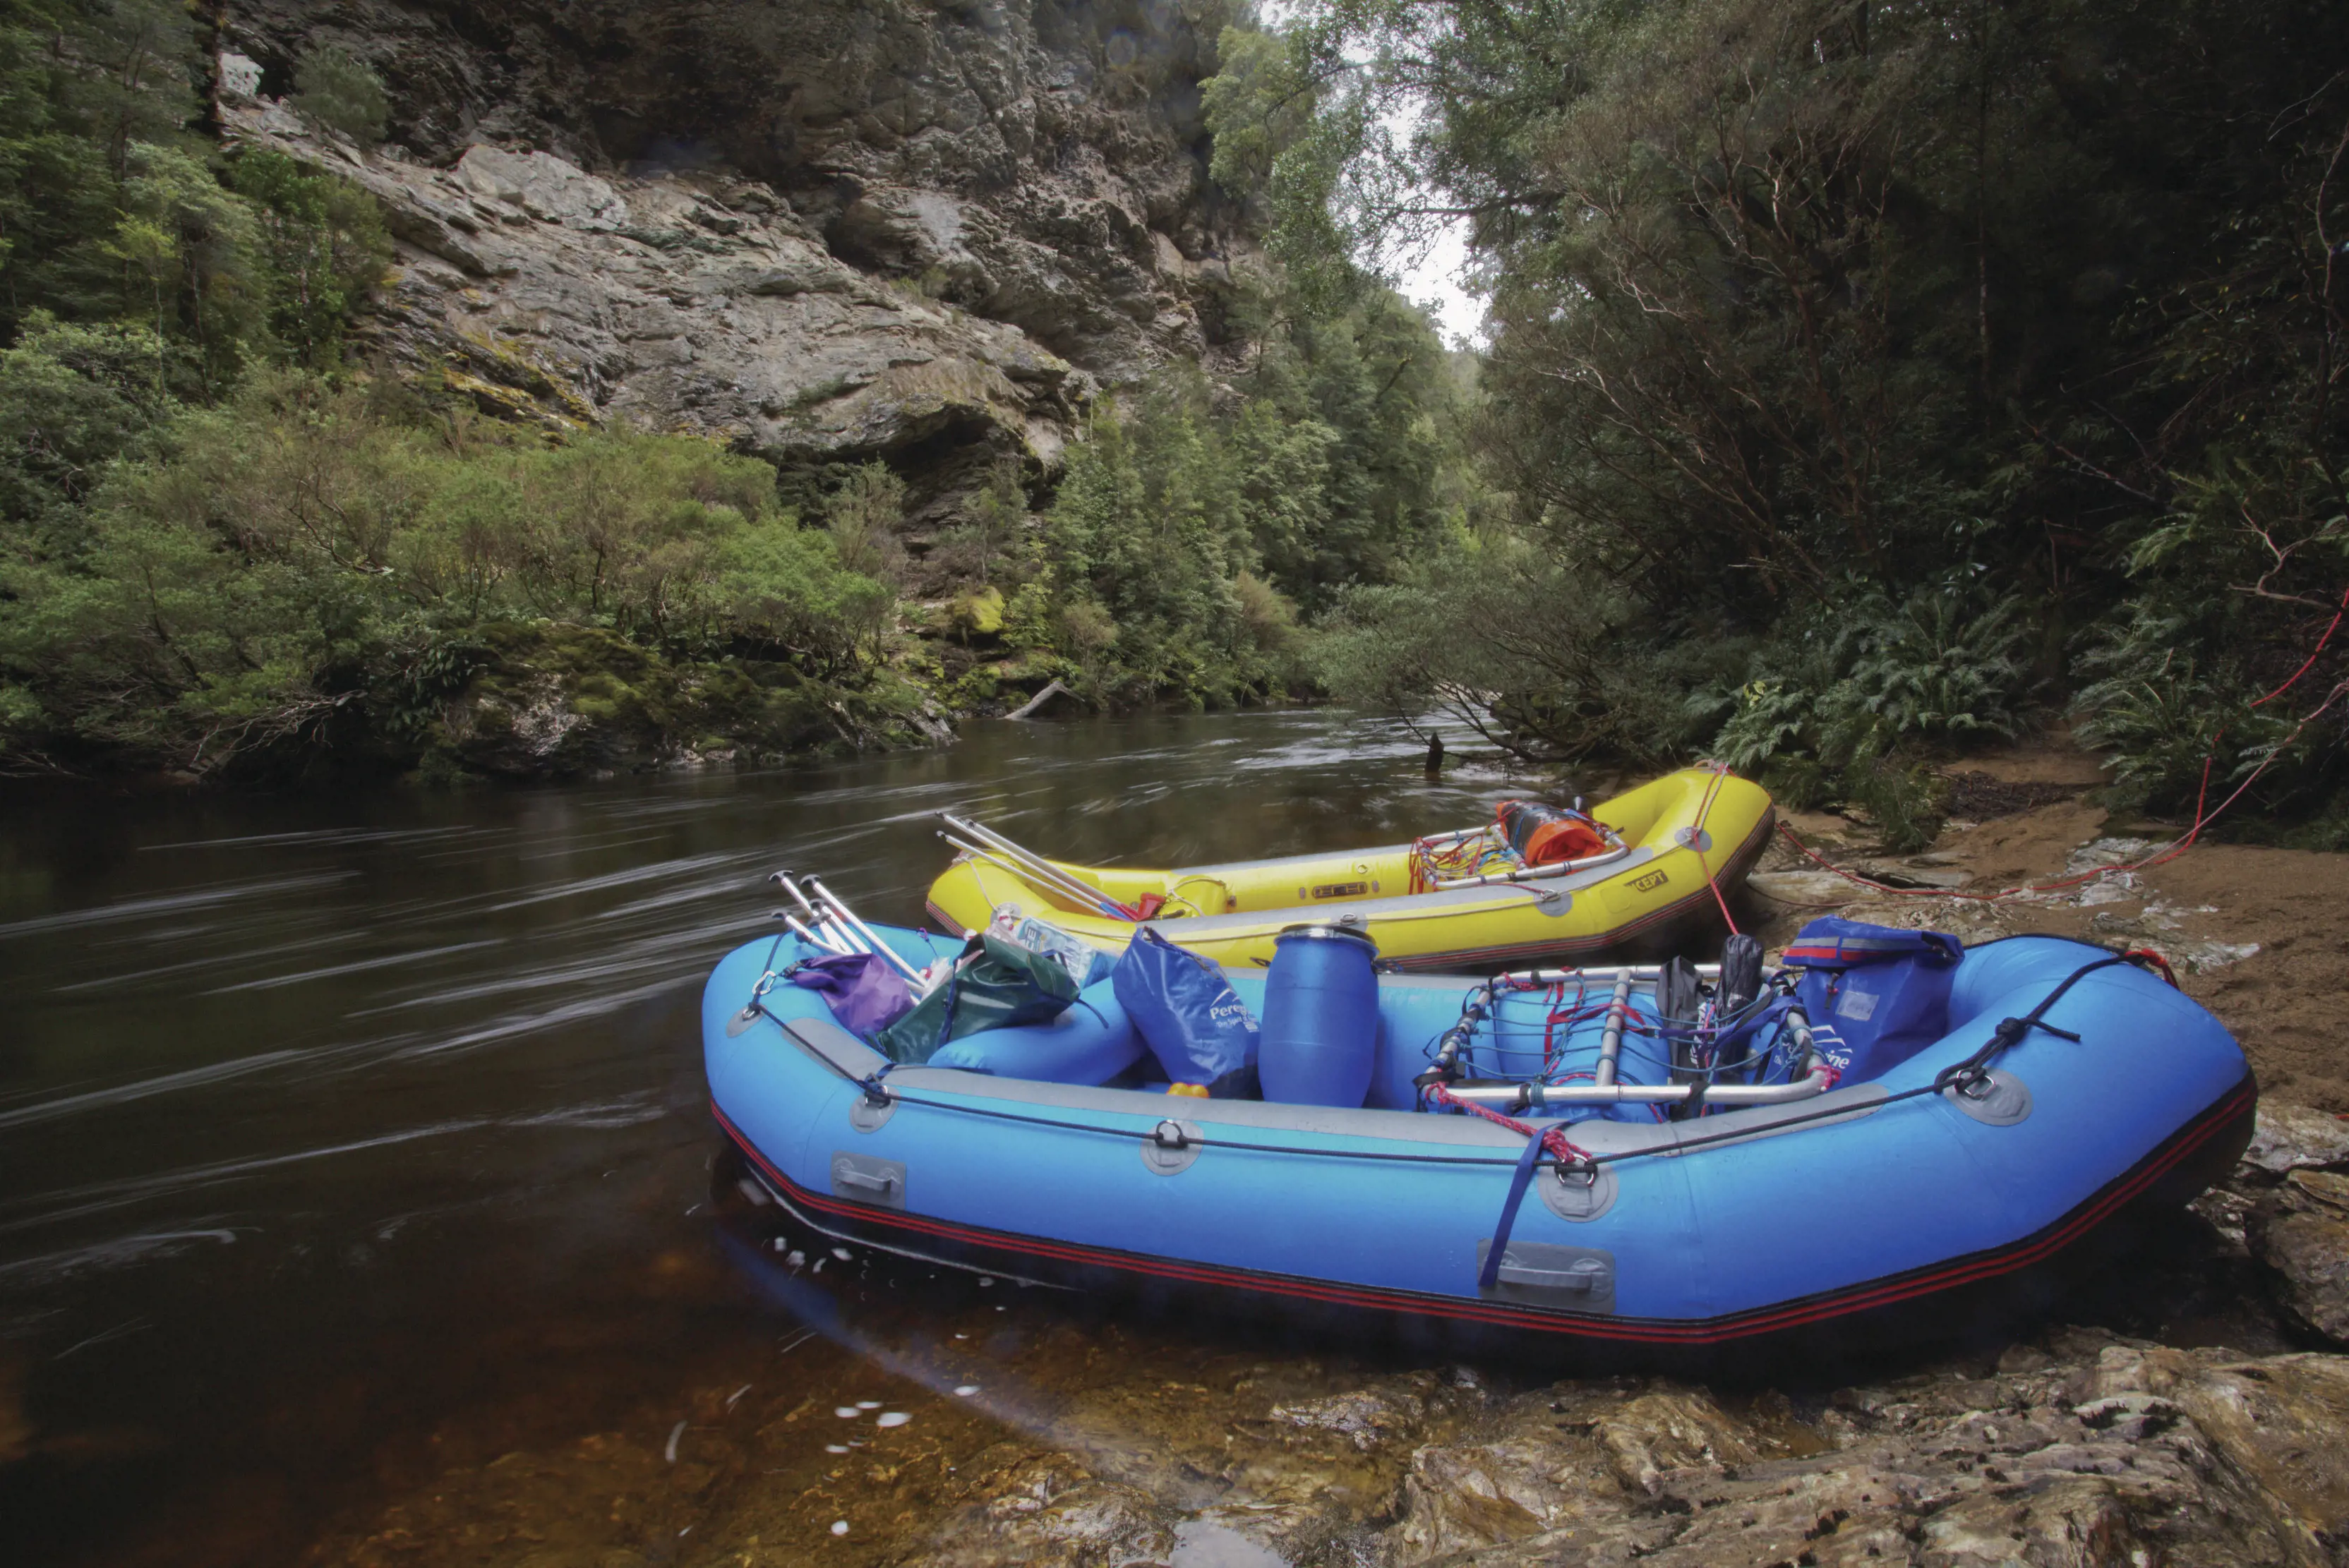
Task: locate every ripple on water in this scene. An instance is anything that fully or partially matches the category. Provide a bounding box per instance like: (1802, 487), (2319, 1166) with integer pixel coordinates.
(0, 708), (1508, 1568)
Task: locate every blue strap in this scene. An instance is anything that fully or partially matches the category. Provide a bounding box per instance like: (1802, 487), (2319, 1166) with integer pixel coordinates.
(1477, 1128), (1552, 1292)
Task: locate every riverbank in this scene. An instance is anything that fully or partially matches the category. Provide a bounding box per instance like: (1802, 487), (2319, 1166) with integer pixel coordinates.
(1745, 739), (2349, 1111)
(6, 715), (2346, 1568)
(270, 745), (2349, 1565)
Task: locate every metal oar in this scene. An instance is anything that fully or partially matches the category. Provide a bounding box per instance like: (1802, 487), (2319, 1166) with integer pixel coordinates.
(769, 869), (901, 970)
(935, 813), (1136, 921)
(804, 876), (925, 983)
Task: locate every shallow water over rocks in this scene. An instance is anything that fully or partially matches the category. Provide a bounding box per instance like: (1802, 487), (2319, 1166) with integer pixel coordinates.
(0, 711), (2340, 1567)
(0, 711), (1501, 1565)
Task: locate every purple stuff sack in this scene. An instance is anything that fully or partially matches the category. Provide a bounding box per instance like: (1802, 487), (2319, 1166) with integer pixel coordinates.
(789, 951), (913, 1038)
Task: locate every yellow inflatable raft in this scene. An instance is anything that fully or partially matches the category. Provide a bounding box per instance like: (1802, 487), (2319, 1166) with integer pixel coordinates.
(923, 767), (1776, 972)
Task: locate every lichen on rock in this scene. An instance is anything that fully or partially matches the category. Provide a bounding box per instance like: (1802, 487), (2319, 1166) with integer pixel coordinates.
(214, 0), (1251, 524)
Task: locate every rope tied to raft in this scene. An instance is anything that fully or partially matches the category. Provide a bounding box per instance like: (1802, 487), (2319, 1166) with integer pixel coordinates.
(746, 945), (2173, 1221)
(1928, 955), (2111, 1099)
(1423, 1077), (1599, 1296)
(1424, 1080), (1594, 1173)
(1765, 581), (2349, 913)
(1688, 760), (1742, 937)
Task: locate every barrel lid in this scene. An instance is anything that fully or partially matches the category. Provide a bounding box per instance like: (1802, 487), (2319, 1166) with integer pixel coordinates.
(1274, 920), (1380, 953)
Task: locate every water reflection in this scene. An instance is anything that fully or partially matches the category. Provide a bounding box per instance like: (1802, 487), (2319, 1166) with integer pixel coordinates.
(0, 710), (1527, 1567)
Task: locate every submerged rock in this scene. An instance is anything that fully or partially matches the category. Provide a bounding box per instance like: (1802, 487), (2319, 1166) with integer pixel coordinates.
(294, 1283), (2349, 1568)
(911, 1449), (1176, 1568)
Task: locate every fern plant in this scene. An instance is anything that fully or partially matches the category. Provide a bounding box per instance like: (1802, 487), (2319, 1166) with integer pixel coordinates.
(1699, 587), (2031, 848)
(1844, 590), (2029, 741)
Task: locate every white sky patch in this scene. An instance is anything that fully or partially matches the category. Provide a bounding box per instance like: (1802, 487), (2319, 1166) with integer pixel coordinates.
(1371, 87), (1486, 348)
(1393, 216), (1483, 348)
(1247, 3), (1485, 346)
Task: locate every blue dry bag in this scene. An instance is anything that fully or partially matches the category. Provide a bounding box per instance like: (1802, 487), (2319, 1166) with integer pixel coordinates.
(1112, 927), (1260, 1097)
(1779, 917), (1962, 1080)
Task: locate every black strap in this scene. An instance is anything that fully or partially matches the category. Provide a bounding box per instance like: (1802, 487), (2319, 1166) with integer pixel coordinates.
(1930, 955), (2115, 1098)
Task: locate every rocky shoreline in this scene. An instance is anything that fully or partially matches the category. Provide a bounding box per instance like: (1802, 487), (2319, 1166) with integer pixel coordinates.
(299, 1097), (2349, 1568)
(252, 754), (2349, 1567)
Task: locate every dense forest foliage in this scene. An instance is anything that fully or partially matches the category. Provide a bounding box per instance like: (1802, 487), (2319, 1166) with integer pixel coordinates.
(0, 0), (932, 778)
(0, 0), (1466, 780)
(986, 283), (1472, 708)
(6, 0), (2346, 834)
(1252, 0), (2349, 845)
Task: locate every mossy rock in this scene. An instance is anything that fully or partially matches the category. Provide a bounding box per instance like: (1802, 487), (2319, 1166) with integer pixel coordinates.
(945, 584), (1006, 640)
(429, 620), (931, 777)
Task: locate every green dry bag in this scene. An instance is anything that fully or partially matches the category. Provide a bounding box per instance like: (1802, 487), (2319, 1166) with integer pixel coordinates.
(871, 931), (1081, 1064)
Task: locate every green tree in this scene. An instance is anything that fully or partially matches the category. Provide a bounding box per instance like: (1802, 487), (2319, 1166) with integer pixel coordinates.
(292, 45), (390, 147)
(822, 462), (908, 585)
(225, 151), (393, 365)
(1266, 0), (2349, 828)
(0, 375), (901, 775)
(0, 313), (171, 540)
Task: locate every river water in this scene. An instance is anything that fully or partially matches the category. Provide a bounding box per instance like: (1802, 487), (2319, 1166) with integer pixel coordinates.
(0, 710), (1539, 1568)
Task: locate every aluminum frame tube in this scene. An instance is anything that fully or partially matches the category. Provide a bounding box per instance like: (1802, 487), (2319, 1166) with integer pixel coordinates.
(1430, 840), (1633, 891)
(1440, 1066), (1838, 1109)
(1506, 962), (1724, 986)
(1593, 969), (1633, 1088)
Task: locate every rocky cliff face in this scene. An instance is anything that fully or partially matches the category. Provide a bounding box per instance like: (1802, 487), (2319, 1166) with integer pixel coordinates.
(214, 0), (1249, 519)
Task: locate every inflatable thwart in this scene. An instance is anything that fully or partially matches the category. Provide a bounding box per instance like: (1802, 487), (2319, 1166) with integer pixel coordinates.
(922, 766), (1777, 971)
(704, 892), (2255, 1362)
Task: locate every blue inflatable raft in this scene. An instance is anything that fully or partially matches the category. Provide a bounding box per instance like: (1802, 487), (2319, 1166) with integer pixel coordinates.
(702, 917), (2253, 1361)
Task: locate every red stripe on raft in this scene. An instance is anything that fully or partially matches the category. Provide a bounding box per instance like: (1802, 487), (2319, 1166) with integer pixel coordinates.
(710, 1073), (2251, 1346)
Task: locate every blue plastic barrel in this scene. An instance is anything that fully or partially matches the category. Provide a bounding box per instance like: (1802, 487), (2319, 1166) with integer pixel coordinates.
(1259, 923), (1381, 1106)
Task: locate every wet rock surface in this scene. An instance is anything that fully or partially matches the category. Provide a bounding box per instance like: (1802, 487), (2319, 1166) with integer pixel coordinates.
(291, 1248), (2349, 1568)
(2255, 1171), (2349, 1345)
(287, 1083), (2349, 1568)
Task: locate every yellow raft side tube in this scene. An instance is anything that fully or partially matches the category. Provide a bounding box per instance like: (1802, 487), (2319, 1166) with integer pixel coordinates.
(923, 767), (1776, 972)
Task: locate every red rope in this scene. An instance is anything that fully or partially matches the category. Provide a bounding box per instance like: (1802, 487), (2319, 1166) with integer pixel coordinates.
(1426, 1082), (1593, 1168)
(2120, 948), (2180, 988)
(1763, 580), (2349, 907)
(2251, 582), (2349, 708)
(1689, 761), (1742, 936)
